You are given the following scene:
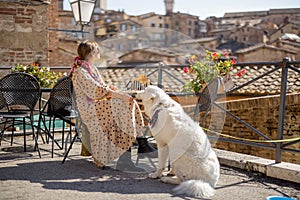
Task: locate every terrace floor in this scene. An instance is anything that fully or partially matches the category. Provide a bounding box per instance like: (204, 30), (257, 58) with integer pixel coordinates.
(0, 133), (299, 200)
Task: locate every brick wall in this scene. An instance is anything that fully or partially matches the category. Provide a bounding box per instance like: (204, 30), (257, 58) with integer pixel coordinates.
(205, 93), (300, 164)
(48, 1), (78, 67)
(48, 0), (59, 66)
(0, 1), (49, 67)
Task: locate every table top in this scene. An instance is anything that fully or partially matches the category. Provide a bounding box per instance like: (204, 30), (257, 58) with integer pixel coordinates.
(40, 88), (52, 92)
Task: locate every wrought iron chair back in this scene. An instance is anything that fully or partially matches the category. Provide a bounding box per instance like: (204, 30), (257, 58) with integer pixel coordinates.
(39, 76), (80, 158)
(0, 72), (40, 111)
(0, 72), (41, 157)
(47, 76), (74, 124)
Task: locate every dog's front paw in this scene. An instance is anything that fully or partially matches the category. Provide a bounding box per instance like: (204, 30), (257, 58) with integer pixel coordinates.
(160, 176), (181, 185)
(148, 171), (162, 179)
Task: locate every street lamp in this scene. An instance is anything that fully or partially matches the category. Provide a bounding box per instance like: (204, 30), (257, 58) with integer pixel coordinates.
(69, 0), (97, 37)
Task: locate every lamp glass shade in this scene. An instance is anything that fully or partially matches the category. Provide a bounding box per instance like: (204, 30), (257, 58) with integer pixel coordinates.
(69, 0), (96, 25)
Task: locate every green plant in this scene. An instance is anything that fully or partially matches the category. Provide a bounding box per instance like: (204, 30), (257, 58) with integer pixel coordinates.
(183, 50), (238, 93)
(12, 63), (64, 88)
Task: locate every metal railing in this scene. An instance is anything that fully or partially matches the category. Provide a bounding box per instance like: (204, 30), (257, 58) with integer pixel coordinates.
(215, 58), (300, 163)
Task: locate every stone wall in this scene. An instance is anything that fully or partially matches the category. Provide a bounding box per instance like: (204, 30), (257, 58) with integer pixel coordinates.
(0, 1), (49, 67)
(205, 93), (300, 164)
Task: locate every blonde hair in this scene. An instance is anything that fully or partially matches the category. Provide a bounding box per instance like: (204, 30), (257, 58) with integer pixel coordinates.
(77, 40), (100, 60)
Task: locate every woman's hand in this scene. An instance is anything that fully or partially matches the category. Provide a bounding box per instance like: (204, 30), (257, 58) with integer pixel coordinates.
(109, 85), (117, 91)
(105, 85), (116, 100)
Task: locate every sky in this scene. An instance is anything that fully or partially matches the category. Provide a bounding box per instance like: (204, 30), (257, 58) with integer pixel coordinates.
(106, 0), (300, 20)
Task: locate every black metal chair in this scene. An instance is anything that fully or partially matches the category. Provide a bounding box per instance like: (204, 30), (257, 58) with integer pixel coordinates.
(0, 72), (41, 158)
(38, 76), (81, 158)
(193, 78), (220, 127)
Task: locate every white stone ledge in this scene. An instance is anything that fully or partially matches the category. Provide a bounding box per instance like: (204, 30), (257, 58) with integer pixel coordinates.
(215, 148), (300, 183)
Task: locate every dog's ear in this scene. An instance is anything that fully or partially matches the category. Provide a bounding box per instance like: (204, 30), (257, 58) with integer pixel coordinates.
(149, 93), (156, 101)
(140, 89), (156, 102)
(147, 91), (156, 101)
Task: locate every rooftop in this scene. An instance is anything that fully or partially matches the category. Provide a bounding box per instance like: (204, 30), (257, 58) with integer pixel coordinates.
(99, 62), (300, 96)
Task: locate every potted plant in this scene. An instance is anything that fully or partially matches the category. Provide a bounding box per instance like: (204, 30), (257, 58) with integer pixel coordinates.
(12, 63), (64, 88)
(182, 50), (245, 94)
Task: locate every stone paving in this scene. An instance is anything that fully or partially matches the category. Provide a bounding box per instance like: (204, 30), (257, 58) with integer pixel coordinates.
(0, 133), (299, 200)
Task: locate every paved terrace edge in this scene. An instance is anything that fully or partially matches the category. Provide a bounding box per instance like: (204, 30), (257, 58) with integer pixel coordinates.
(214, 148), (300, 184)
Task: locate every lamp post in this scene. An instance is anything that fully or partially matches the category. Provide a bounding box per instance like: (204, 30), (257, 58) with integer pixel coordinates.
(69, 0), (97, 38)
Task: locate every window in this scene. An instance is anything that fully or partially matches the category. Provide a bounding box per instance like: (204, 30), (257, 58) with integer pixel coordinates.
(165, 24), (169, 28)
(120, 24), (126, 31)
(94, 15), (100, 21)
(131, 25), (136, 32)
(117, 44), (123, 51)
(159, 24), (162, 28)
(151, 23), (155, 27)
(105, 18), (112, 23)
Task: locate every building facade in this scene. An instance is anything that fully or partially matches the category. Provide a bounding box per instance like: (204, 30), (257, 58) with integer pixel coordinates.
(0, 0), (50, 67)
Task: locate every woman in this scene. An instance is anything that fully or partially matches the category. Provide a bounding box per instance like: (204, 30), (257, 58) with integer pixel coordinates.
(70, 40), (155, 172)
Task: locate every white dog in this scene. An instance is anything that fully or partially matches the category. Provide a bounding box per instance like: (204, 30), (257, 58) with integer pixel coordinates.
(136, 85), (220, 198)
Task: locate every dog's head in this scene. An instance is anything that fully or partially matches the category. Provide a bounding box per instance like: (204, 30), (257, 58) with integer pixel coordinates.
(136, 85), (167, 116)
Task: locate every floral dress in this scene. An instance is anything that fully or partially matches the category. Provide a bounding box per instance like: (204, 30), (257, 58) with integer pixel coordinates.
(71, 63), (144, 167)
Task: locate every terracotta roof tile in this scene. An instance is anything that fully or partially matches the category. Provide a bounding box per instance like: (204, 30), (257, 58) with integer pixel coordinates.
(230, 64), (300, 95)
(99, 63), (300, 95)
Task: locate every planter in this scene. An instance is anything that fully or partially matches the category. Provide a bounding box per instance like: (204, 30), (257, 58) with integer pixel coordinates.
(218, 74), (234, 94)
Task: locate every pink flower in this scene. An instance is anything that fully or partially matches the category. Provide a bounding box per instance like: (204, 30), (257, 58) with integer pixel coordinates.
(237, 69), (246, 77)
(224, 52), (229, 57)
(183, 67), (189, 73)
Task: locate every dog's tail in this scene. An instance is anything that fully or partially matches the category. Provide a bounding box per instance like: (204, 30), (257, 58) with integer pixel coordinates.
(173, 179), (215, 198)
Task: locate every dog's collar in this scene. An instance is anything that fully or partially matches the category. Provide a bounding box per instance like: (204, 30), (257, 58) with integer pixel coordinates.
(149, 103), (163, 128)
(149, 108), (161, 128)
(151, 103), (163, 113)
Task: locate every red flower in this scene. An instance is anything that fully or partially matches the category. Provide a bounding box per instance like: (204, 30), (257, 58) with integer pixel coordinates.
(212, 52), (218, 60)
(224, 52), (229, 57)
(231, 59), (237, 65)
(183, 67), (189, 73)
(237, 69), (246, 77)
